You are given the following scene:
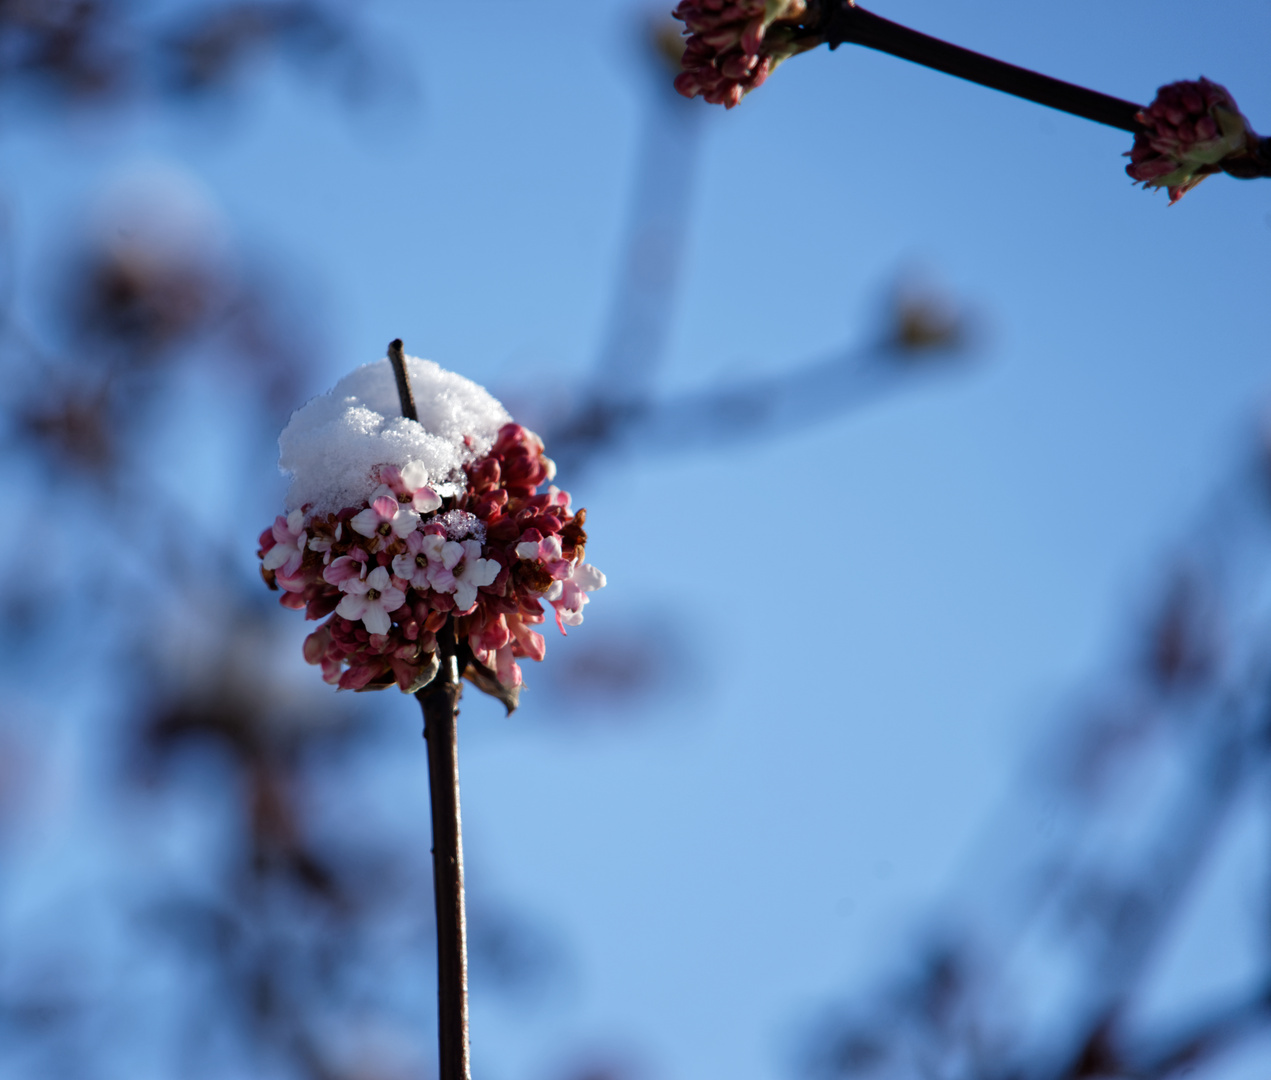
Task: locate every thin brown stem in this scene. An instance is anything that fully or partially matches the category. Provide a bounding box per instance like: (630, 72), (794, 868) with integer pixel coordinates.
(416, 621), (471, 1080)
(389, 337), (419, 422)
(815, 2), (1144, 132)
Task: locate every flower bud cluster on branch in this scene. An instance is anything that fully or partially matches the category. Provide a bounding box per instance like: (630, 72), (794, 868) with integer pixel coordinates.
(1126, 78), (1262, 204)
(668, 2), (1270, 205)
(259, 357), (605, 703)
(672, 0), (815, 108)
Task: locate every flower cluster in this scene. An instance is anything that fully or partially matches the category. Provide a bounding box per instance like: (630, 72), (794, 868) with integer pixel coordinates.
(259, 424), (605, 700)
(672, 0), (814, 108)
(1126, 78), (1257, 204)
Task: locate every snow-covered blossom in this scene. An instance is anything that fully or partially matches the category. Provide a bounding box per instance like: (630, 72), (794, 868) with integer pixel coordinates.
(1126, 78), (1258, 204)
(260, 356), (606, 705)
(335, 565), (405, 636)
(278, 352), (510, 517)
(673, 0), (815, 108)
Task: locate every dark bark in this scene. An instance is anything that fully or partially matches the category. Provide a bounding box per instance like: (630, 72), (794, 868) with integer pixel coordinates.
(1220, 135), (1271, 181)
(389, 337), (419, 422)
(815, 2), (1144, 132)
(416, 623), (471, 1080)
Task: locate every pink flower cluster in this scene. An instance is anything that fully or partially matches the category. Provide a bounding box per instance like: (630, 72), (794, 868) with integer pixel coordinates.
(1126, 78), (1256, 204)
(259, 424), (605, 696)
(672, 0), (812, 108)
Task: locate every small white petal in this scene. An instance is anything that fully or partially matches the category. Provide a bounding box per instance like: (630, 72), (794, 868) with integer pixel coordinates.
(286, 509), (306, 534)
(515, 541), (541, 560)
(429, 567), (457, 593)
(337, 593), (369, 621)
(391, 508), (421, 537)
(263, 545), (293, 571)
(366, 566), (392, 591)
(572, 564), (607, 592)
(453, 581), (477, 610)
(468, 557), (500, 588)
(412, 487), (442, 513)
(362, 604), (391, 635)
(350, 507), (382, 537)
(401, 460), (429, 491)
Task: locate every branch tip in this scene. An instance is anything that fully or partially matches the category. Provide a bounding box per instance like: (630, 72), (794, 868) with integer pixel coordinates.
(387, 337), (419, 422)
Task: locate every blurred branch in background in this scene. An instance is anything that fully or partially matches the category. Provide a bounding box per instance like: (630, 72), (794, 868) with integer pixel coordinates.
(0, 0), (404, 111)
(522, 18), (973, 476)
(799, 444), (1271, 1080)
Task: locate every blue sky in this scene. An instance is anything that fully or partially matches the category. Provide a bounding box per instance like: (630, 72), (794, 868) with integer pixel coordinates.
(3, 2), (1271, 1078)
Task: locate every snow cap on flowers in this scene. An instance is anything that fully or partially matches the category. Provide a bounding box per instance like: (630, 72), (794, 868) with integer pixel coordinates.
(260, 349), (605, 706)
(278, 353), (511, 516)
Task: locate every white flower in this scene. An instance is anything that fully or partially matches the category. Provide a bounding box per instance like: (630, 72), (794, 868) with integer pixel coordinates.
(335, 565), (406, 635)
(391, 531), (448, 589)
(428, 539), (500, 611)
(350, 495), (420, 547)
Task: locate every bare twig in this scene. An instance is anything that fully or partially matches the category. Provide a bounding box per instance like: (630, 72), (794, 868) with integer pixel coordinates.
(388, 338), (418, 422)
(813, 2), (1144, 131)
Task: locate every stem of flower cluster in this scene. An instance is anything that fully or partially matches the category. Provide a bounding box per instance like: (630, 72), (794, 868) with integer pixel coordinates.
(815, 2), (1144, 132)
(416, 621), (471, 1080)
(389, 337), (419, 422)
(391, 340), (470, 1080)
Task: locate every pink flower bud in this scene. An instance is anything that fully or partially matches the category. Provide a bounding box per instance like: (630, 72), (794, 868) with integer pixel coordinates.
(672, 0), (810, 109)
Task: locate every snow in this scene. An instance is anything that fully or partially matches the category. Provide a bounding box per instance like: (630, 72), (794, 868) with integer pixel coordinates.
(278, 354), (511, 516)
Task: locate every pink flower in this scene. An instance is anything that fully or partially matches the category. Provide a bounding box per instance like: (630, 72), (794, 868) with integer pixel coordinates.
(350, 495), (420, 547)
(545, 561), (607, 632)
(428, 539), (500, 611)
(516, 533), (573, 579)
(335, 565), (406, 635)
(508, 614), (546, 662)
(1126, 78), (1258, 204)
(323, 552), (368, 588)
(391, 530), (449, 589)
(494, 645), (522, 688)
(262, 509), (307, 577)
(263, 422), (601, 703)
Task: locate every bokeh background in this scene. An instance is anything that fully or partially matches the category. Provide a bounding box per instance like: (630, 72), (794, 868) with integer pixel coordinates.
(2, 1), (1271, 1079)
